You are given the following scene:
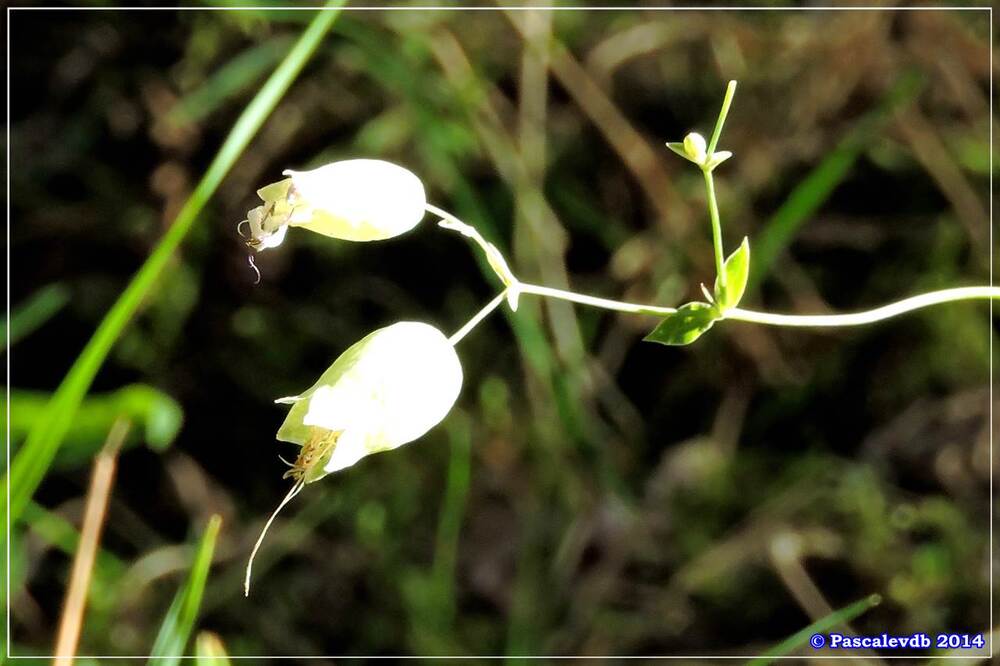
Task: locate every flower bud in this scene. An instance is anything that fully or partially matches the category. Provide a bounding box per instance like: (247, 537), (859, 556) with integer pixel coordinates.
(682, 132), (707, 164)
(275, 321), (462, 481)
(666, 133), (733, 171)
(242, 159), (427, 250)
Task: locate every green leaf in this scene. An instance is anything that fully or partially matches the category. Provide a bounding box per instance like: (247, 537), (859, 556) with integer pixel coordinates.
(7, 385), (183, 469)
(665, 142), (691, 162)
(149, 515), (222, 666)
(714, 237), (750, 311)
(643, 302), (719, 346)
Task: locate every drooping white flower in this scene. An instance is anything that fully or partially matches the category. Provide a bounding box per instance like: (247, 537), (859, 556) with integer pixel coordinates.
(241, 159), (427, 250)
(244, 321), (463, 596)
(275, 320), (463, 480)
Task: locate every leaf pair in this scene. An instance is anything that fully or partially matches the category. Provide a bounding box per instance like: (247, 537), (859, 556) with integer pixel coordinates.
(644, 238), (749, 346)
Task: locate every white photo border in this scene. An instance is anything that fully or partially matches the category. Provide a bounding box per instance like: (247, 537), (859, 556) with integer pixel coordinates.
(5, 4), (994, 661)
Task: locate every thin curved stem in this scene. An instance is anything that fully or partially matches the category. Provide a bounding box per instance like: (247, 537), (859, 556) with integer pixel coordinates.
(726, 287), (1000, 327)
(449, 290), (508, 345)
(428, 203), (518, 289)
(518, 282), (676, 316)
(427, 200), (998, 330)
(701, 80), (737, 289)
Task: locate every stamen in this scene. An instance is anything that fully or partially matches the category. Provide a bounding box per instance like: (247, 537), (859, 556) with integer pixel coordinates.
(248, 255), (261, 285)
(244, 480), (304, 597)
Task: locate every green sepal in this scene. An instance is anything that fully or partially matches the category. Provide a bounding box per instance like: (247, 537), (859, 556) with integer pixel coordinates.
(714, 237), (750, 312)
(643, 301), (719, 346)
(665, 142), (691, 161)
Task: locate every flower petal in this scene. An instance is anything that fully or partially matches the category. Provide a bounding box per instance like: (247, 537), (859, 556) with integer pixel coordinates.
(323, 429), (369, 473)
(283, 159), (426, 242)
(275, 322), (463, 460)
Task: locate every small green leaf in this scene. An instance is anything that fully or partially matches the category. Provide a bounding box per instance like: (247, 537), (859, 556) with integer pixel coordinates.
(644, 302), (719, 346)
(714, 237), (750, 311)
(706, 150), (733, 170)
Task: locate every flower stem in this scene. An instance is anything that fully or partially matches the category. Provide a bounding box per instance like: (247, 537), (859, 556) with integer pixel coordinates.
(449, 290), (508, 345)
(518, 282), (676, 316)
(428, 203), (518, 290)
(700, 80), (737, 290)
(726, 286), (1000, 327)
(429, 202), (998, 332)
(707, 80), (737, 155)
(703, 169), (726, 288)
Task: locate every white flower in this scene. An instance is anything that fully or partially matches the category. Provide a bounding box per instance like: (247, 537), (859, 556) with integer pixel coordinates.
(683, 132), (707, 164)
(244, 320), (462, 596)
(665, 132), (733, 171)
(275, 321), (463, 481)
(241, 159), (427, 250)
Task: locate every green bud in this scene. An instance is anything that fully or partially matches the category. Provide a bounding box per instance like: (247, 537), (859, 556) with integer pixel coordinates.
(683, 132), (707, 164)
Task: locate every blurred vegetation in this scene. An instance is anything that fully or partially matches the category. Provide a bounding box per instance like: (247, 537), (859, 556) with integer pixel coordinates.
(5, 5), (994, 660)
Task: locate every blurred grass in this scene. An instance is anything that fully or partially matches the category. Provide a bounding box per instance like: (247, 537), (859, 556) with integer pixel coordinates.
(748, 71), (925, 291)
(3, 283), (71, 348)
(747, 593), (882, 665)
(8, 385), (183, 467)
(169, 36), (295, 126)
(22, 501), (126, 576)
(23, 500), (126, 613)
(195, 632), (233, 666)
(4, 2), (344, 528)
(402, 414), (472, 654)
(149, 515), (222, 665)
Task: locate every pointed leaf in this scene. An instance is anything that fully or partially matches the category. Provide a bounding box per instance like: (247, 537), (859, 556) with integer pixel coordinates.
(665, 142), (691, 161)
(714, 237), (750, 311)
(707, 150), (733, 170)
(643, 302), (719, 346)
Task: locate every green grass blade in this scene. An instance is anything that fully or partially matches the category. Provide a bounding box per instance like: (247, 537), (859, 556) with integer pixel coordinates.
(148, 515), (222, 665)
(168, 36), (294, 126)
(4, 2), (344, 527)
(748, 72), (924, 290)
(22, 501), (126, 576)
(747, 593), (882, 665)
(3, 283), (70, 348)
(431, 414), (472, 625)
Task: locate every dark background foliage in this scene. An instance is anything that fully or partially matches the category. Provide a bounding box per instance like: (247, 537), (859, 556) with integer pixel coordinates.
(6, 5), (994, 660)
